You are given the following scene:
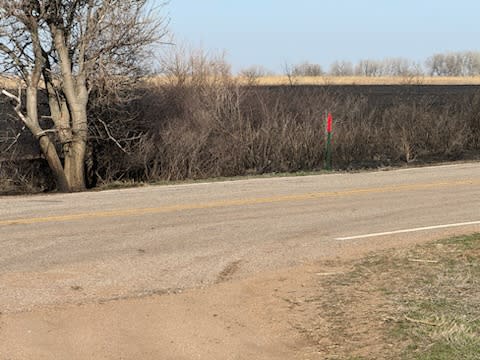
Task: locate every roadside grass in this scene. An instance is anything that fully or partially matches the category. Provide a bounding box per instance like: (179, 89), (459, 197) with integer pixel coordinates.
(392, 234), (480, 360)
(291, 233), (480, 359)
(354, 233), (479, 359)
(391, 234), (480, 360)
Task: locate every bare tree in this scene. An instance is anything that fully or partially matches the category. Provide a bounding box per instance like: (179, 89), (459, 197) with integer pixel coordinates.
(283, 62), (297, 86)
(0, 0), (166, 191)
(464, 51), (480, 76)
(159, 44), (232, 87)
(239, 65), (271, 85)
(354, 59), (383, 77)
(426, 53), (445, 76)
(329, 60), (353, 76)
(382, 57), (422, 77)
(291, 61), (323, 77)
(425, 51), (480, 77)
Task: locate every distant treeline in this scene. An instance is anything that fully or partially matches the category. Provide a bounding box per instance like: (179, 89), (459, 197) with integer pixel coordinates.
(240, 51), (480, 78)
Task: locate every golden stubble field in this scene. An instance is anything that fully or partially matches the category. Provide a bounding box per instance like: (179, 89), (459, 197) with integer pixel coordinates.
(146, 74), (480, 87)
(247, 75), (480, 86)
(3, 74), (480, 88)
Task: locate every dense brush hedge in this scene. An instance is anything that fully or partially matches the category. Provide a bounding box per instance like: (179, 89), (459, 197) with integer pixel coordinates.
(92, 83), (480, 183)
(1, 82), (480, 194)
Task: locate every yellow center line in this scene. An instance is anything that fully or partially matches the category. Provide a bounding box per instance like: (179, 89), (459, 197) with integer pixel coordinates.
(1, 178), (479, 227)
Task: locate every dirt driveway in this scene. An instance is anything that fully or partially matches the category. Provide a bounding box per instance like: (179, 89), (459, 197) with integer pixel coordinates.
(1, 264), (317, 360)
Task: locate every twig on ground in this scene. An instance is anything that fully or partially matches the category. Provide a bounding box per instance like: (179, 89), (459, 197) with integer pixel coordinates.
(408, 259), (439, 264)
(404, 315), (440, 327)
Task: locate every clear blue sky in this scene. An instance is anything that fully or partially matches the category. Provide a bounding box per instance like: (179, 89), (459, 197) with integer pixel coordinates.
(164, 0), (480, 73)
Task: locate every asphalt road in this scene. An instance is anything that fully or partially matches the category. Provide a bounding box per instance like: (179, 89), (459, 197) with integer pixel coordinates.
(1, 163), (479, 313)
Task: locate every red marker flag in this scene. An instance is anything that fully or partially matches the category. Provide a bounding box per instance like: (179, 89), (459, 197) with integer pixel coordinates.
(327, 113), (333, 133)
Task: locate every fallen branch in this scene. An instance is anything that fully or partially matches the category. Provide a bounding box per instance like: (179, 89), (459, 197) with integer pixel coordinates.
(404, 315), (440, 327)
(408, 259), (439, 264)
(316, 272), (344, 276)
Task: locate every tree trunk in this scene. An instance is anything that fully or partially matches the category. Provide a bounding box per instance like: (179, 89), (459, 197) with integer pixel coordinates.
(64, 137), (87, 192)
(38, 135), (71, 192)
(52, 28), (89, 192)
(25, 86), (71, 192)
(63, 105), (88, 192)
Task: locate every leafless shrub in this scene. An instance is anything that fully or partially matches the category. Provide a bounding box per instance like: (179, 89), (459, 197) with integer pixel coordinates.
(0, 159), (54, 194)
(158, 44), (232, 87)
(239, 65), (270, 85)
(291, 62), (324, 77)
(283, 62), (298, 86)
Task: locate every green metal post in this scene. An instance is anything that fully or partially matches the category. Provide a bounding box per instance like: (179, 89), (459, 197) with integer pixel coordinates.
(325, 112), (333, 171)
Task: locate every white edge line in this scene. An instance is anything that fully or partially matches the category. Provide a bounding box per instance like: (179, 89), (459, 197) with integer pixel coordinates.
(336, 221), (480, 241)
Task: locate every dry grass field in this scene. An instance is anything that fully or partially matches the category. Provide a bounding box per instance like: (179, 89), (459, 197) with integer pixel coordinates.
(146, 74), (480, 86)
(0, 75), (20, 89)
(245, 75), (480, 86)
(4, 74), (480, 88)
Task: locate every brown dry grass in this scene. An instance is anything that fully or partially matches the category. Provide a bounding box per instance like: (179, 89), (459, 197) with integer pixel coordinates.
(249, 75), (480, 86)
(0, 75), (49, 90)
(5, 74), (480, 89)
(146, 75), (480, 86)
(0, 75), (19, 89)
(289, 233), (480, 359)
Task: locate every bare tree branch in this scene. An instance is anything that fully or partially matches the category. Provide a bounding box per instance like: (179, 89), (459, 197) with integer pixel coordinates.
(1, 88), (29, 125)
(97, 118), (128, 154)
